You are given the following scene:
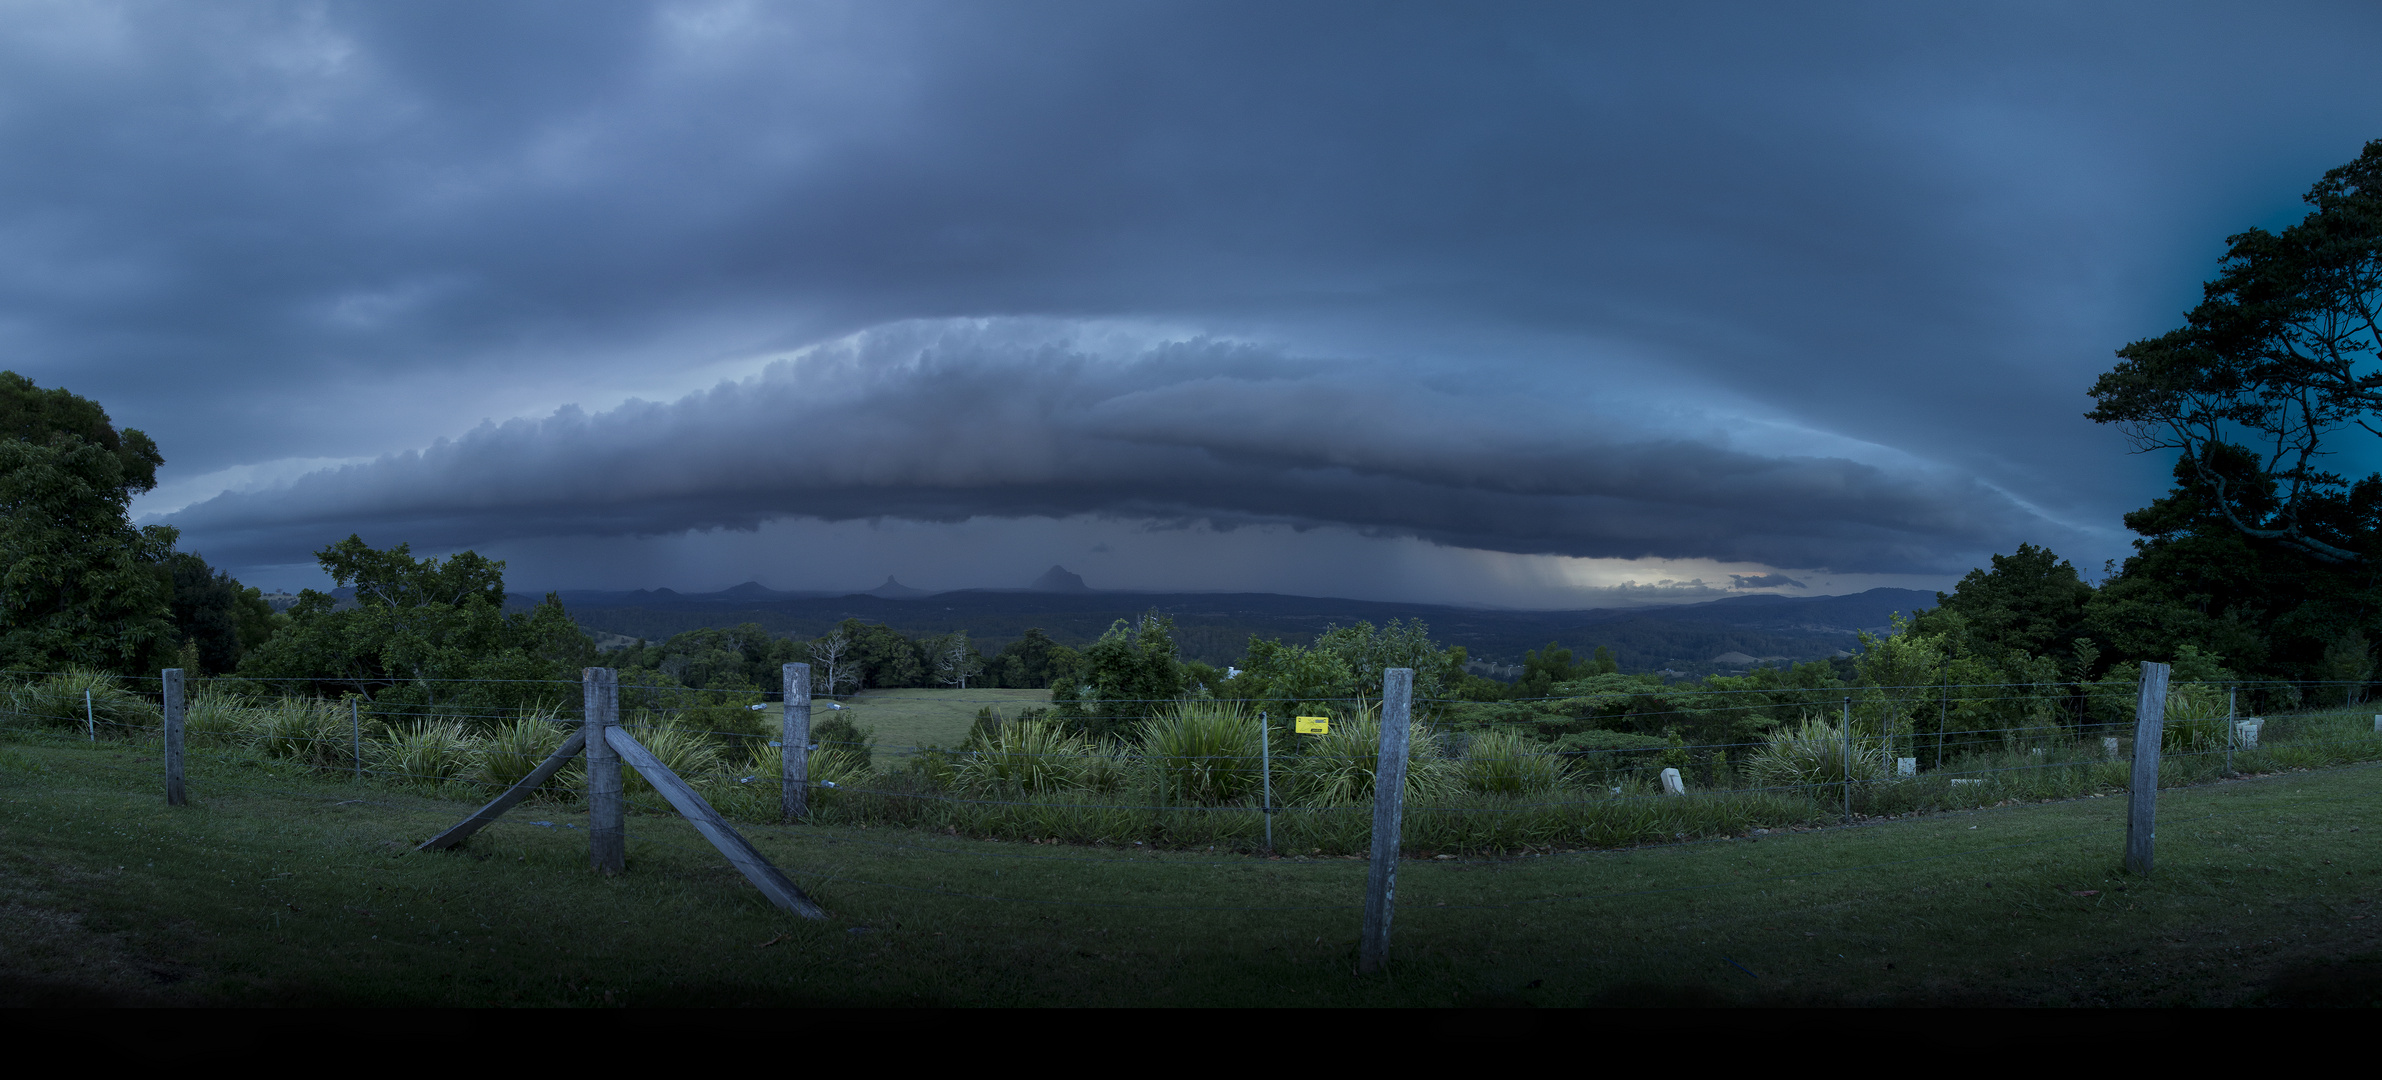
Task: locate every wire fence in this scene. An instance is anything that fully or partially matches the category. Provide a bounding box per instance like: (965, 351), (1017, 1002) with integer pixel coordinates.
(6, 666), (2381, 860)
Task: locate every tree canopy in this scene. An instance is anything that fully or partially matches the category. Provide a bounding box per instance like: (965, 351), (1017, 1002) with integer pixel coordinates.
(236, 535), (593, 711)
(0, 372), (184, 674)
(2088, 139), (2382, 567)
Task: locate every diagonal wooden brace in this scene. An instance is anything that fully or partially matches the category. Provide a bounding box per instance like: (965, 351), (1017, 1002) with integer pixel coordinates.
(604, 726), (826, 918)
(418, 730), (587, 852)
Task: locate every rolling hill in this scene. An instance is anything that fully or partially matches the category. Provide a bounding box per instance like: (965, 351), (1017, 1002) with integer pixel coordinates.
(536, 583), (1938, 676)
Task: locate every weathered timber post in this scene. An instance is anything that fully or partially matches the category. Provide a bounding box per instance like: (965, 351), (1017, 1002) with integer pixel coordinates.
(2225, 684), (2237, 775)
(1359, 668), (1415, 975)
(1841, 696), (1853, 822)
(351, 697), (362, 780)
(1259, 710), (1274, 854)
(584, 667), (625, 875)
(782, 663), (812, 822)
(162, 668), (186, 805)
(2125, 662), (2169, 877)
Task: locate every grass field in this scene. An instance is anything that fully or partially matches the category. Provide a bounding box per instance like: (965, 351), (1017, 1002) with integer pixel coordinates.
(824, 688), (1051, 757)
(3, 731), (2379, 1007)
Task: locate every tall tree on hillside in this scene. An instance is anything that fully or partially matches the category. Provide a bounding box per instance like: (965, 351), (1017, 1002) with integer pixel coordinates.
(2087, 139), (2382, 567)
(0, 372), (179, 673)
(2082, 140), (2382, 678)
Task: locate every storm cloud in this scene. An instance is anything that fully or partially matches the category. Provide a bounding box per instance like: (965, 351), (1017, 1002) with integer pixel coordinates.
(7, 3), (2379, 596)
(165, 320), (2073, 573)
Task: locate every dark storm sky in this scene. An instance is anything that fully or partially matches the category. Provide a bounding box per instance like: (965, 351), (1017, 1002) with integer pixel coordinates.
(7, 3), (2379, 603)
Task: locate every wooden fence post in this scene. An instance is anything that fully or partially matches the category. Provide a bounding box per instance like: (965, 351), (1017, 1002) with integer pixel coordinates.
(1260, 710), (1274, 855)
(1841, 695), (1852, 822)
(1359, 668), (1415, 975)
(2125, 661), (2169, 876)
(782, 663), (811, 822)
(162, 668), (185, 806)
(584, 667), (624, 875)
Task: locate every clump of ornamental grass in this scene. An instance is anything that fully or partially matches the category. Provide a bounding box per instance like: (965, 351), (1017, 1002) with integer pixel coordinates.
(1743, 714), (1887, 793)
(1138, 700), (1265, 805)
(476, 706), (572, 795)
(371, 720), (478, 789)
(246, 697), (356, 770)
(616, 716), (724, 797)
(1283, 709), (1459, 805)
(742, 740), (871, 809)
(2164, 683), (2232, 754)
(181, 684), (255, 744)
(955, 717), (1091, 795)
(3, 670), (158, 739)
(1458, 727), (1568, 795)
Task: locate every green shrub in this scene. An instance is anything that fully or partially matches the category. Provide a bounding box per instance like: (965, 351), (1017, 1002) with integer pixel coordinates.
(2164, 683), (2230, 753)
(1744, 715), (1886, 792)
(3, 670), (158, 738)
(372, 721), (477, 788)
(744, 740), (870, 800)
(617, 717), (725, 796)
(955, 717), (1091, 794)
(182, 684), (254, 744)
(1284, 710), (1458, 805)
(813, 714), (875, 771)
(246, 698), (355, 769)
(1139, 700), (1264, 805)
(670, 694), (771, 754)
(1458, 727), (1567, 795)
(476, 708), (571, 795)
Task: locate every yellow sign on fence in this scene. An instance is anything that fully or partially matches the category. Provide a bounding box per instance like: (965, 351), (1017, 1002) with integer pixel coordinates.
(1295, 716), (1330, 735)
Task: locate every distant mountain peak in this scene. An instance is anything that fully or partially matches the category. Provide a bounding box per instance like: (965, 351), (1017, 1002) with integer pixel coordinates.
(1030, 565), (1091, 592)
(865, 576), (930, 599)
(720, 581), (776, 596)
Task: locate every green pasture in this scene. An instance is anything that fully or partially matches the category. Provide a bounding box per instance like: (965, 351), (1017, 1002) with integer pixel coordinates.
(825, 687), (1050, 756)
(2, 731), (2377, 1006)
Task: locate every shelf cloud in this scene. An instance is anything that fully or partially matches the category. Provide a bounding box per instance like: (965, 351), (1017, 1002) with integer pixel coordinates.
(165, 320), (2073, 575)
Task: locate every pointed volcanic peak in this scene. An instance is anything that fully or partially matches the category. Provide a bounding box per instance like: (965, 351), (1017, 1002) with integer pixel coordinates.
(863, 576), (931, 599)
(1029, 565), (1091, 592)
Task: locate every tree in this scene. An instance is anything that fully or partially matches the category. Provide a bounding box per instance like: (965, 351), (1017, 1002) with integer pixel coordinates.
(1, 371), (162, 498)
(983, 627), (1078, 689)
(1227, 620), (1469, 717)
(1512, 641), (1588, 698)
(2087, 140), (2382, 566)
(806, 629), (858, 696)
(834, 619), (927, 689)
(1053, 613), (1185, 738)
(165, 551), (279, 675)
(1912, 544), (2093, 663)
(931, 630), (985, 688)
(0, 436), (179, 673)
(236, 536), (593, 712)
(0, 372), (181, 674)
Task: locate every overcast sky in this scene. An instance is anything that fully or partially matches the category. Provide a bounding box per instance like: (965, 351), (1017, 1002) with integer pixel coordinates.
(8, 2), (2380, 606)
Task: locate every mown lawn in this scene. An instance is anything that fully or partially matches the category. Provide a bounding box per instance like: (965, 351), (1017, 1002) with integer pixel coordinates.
(1, 734), (2377, 1006)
